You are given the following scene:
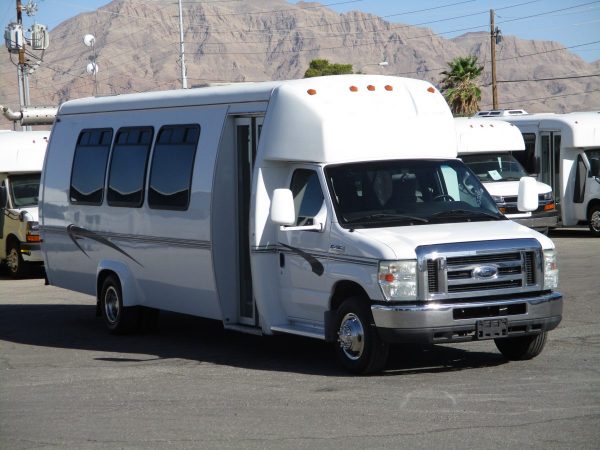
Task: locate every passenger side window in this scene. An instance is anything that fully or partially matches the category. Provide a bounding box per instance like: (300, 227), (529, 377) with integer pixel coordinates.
(70, 128), (113, 205)
(290, 169), (325, 226)
(513, 133), (536, 174)
(148, 124), (200, 211)
(107, 127), (153, 207)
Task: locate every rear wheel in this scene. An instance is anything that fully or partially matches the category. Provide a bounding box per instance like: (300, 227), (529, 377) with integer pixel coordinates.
(495, 332), (547, 360)
(100, 275), (139, 334)
(588, 205), (600, 237)
(333, 297), (389, 374)
(6, 241), (29, 278)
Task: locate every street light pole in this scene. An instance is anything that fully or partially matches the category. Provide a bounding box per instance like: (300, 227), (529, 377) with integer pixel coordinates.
(358, 61), (389, 73)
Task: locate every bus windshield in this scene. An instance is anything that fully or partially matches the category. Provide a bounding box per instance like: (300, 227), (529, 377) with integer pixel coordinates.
(461, 153), (528, 182)
(9, 174), (41, 208)
(325, 159), (504, 228)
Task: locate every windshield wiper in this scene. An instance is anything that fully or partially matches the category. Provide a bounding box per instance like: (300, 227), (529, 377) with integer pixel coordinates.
(431, 209), (503, 221)
(346, 213), (429, 224)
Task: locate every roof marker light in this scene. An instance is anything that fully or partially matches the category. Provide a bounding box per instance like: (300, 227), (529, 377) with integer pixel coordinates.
(367, 85), (375, 91)
(349, 85), (358, 92)
(307, 89), (317, 95)
(385, 85), (393, 91)
(427, 86), (435, 93)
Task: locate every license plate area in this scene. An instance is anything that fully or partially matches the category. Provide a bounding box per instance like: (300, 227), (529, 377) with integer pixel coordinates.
(476, 318), (508, 339)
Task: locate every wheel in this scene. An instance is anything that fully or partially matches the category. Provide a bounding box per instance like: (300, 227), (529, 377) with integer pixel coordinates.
(333, 297), (389, 374)
(6, 240), (29, 278)
(433, 194), (454, 202)
(495, 332), (547, 360)
(589, 205), (600, 237)
(100, 275), (140, 334)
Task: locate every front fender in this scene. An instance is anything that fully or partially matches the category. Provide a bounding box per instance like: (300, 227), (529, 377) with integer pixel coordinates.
(96, 260), (141, 307)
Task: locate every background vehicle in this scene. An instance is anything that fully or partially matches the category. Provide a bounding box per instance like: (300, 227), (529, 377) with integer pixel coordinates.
(0, 130), (49, 277)
(479, 111), (600, 236)
(40, 76), (561, 374)
(456, 117), (558, 234)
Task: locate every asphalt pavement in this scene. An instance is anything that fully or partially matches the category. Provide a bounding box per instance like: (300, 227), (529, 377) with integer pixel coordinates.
(0, 228), (598, 449)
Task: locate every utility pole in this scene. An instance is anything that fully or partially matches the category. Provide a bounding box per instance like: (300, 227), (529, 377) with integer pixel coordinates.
(490, 9), (501, 110)
(4, 0), (49, 129)
(178, 0), (188, 89)
(16, 1), (30, 128)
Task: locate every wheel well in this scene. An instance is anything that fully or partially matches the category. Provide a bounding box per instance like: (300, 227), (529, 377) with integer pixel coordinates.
(330, 280), (370, 311)
(5, 233), (19, 250)
(587, 199), (600, 217)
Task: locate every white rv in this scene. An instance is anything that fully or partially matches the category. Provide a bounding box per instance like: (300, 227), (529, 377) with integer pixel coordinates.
(40, 76), (562, 374)
(0, 130), (49, 277)
(455, 118), (558, 233)
(487, 111), (600, 236)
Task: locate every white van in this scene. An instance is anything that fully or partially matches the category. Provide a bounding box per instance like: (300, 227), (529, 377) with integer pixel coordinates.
(488, 112), (600, 236)
(0, 130), (49, 277)
(455, 118), (558, 233)
(40, 76), (562, 374)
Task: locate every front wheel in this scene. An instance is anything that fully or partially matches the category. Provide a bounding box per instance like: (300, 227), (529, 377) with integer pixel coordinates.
(588, 205), (600, 237)
(333, 297), (389, 375)
(6, 241), (29, 278)
(100, 275), (140, 334)
(495, 332), (547, 360)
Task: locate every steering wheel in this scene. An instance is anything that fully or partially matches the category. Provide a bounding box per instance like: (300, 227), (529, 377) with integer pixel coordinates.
(433, 194), (455, 202)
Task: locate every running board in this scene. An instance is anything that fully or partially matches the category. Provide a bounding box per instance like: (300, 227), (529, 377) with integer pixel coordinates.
(270, 324), (326, 340)
(224, 324), (263, 336)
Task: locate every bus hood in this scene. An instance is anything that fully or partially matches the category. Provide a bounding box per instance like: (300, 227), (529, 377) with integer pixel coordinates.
(482, 179), (552, 197)
(354, 220), (552, 260)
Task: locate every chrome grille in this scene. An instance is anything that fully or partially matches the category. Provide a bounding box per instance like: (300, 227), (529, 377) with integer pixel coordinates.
(417, 239), (543, 301)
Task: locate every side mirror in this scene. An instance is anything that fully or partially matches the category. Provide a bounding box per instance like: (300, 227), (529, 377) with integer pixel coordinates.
(0, 186), (7, 209)
(517, 177), (539, 212)
(270, 189), (295, 226)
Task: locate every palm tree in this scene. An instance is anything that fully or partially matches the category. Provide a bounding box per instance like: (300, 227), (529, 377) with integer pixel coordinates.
(440, 56), (483, 116)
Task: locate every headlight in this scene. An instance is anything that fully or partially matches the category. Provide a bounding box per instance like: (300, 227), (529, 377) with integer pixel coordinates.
(26, 221), (41, 243)
(543, 249), (558, 290)
(378, 260), (417, 301)
(540, 192), (553, 201)
(492, 195), (504, 203)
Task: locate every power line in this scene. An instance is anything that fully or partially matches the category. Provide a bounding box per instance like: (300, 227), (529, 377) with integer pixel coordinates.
(491, 73), (600, 84)
(480, 88), (600, 108)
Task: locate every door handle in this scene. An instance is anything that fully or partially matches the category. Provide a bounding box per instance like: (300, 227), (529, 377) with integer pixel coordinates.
(279, 252), (285, 268)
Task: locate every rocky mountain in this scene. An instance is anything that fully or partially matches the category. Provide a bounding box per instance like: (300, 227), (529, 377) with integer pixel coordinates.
(1, 0), (598, 129)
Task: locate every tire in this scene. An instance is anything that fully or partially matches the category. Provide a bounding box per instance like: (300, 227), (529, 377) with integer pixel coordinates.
(6, 240), (29, 279)
(495, 332), (547, 360)
(588, 205), (600, 237)
(333, 297), (389, 375)
(100, 275), (140, 334)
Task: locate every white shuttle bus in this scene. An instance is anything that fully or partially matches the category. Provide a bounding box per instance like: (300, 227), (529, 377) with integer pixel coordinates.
(496, 112), (600, 236)
(455, 117), (558, 233)
(40, 76), (562, 374)
(0, 130), (49, 277)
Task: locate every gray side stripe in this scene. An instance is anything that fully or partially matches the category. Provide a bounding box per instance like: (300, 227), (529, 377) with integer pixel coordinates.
(251, 245), (378, 267)
(42, 225), (212, 250)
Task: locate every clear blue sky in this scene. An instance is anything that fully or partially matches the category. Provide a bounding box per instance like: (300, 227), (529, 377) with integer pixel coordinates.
(2, 0), (599, 62)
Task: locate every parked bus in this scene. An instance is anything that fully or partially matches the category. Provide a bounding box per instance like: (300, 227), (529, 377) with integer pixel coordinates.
(0, 130), (49, 277)
(40, 76), (562, 373)
(482, 111), (600, 236)
(455, 117), (558, 234)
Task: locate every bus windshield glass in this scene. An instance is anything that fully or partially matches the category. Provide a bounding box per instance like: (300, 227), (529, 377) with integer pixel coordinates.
(9, 174), (41, 208)
(461, 153), (528, 182)
(325, 159), (504, 228)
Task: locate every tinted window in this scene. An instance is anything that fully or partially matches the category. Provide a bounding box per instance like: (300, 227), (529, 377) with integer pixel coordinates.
(148, 125), (200, 210)
(290, 169), (325, 226)
(70, 128), (113, 204)
(107, 127), (153, 207)
(513, 133), (536, 174)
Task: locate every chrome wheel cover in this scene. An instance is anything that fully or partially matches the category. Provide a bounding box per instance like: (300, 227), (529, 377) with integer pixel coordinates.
(104, 286), (120, 324)
(6, 248), (19, 273)
(338, 313), (365, 361)
(591, 210), (600, 232)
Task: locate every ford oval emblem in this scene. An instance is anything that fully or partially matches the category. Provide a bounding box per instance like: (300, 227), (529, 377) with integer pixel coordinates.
(473, 265), (498, 279)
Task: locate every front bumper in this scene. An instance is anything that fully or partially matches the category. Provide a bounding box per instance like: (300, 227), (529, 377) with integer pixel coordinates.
(508, 210), (559, 231)
(19, 242), (43, 263)
(372, 291), (562, 344)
